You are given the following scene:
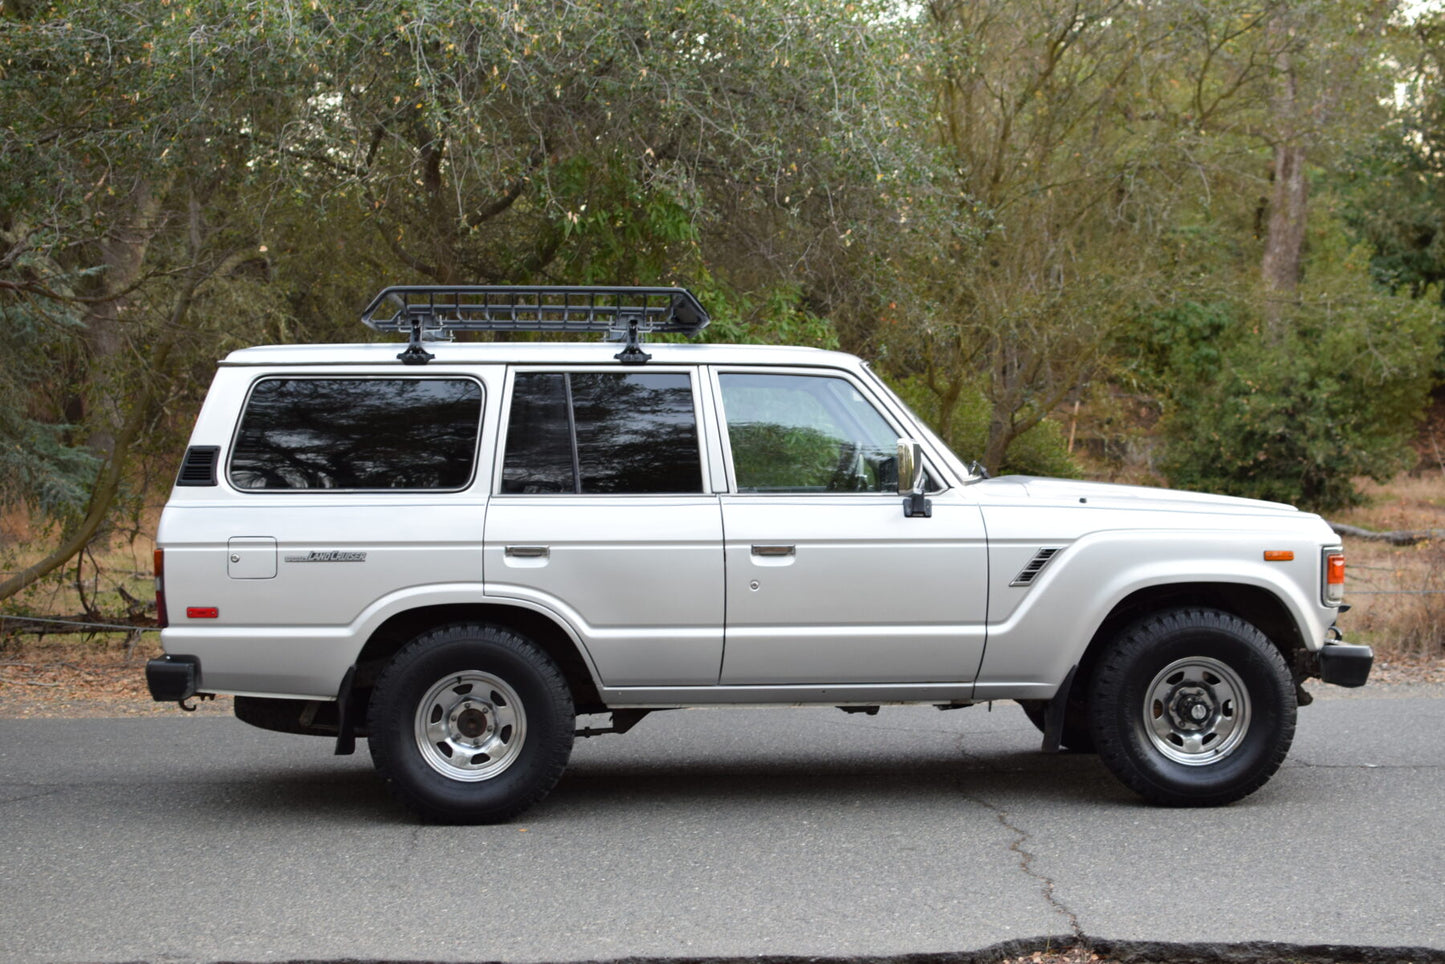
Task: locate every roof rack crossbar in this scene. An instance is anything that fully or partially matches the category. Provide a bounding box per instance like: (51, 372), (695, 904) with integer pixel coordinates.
(361, 285), (708, 364)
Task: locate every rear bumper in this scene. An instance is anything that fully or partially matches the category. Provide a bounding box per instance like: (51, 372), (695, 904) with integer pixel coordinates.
(145, 655), (201, 703)
(1317, 642), (1373, 688)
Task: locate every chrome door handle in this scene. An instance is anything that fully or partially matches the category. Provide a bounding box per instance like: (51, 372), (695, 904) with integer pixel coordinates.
(750, 544), (796, 557)
(505, 545), (550, 558)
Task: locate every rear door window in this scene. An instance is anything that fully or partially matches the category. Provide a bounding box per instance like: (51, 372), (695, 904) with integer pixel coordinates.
(502, 371), (702, 494)
(229, 377), (483, 491)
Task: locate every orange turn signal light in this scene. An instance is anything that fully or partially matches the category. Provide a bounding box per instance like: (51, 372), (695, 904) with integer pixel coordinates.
(1263, 550), (1294, 562)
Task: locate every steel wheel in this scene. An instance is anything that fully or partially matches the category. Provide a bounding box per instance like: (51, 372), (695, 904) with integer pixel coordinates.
(414, 671), (527, 782)
(1142, 656), (1250, 765)
(1088, 607), (1296, 807)
(368, 623), (574, 823)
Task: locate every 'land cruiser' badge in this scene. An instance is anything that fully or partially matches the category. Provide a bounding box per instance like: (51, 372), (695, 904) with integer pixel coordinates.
(284, 550), (367, 563)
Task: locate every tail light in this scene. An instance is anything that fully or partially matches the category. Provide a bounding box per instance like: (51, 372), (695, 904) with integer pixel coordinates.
(154, 548), (168, 629)
(1322, 549), (1345, 607)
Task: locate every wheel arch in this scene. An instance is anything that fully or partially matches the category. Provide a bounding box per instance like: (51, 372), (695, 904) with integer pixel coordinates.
(353, 604), (605, 715)
(1076, 582), (1305, 696)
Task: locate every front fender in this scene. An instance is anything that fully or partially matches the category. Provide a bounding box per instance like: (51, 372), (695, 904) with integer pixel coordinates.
(973, 528), (1334, 701)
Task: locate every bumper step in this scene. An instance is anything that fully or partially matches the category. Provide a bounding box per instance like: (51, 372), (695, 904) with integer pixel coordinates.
(145, 655), (201, 703)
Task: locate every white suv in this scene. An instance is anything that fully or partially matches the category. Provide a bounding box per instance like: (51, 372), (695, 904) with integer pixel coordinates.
(146, 286), (1371, 822)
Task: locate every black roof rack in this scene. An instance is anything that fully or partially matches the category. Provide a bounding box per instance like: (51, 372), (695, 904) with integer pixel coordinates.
(360, 285), (710, 365)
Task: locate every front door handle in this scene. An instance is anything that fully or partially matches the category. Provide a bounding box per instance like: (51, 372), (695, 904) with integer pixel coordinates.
(505, 545), (550, 559)
(750, 544), (796, 557)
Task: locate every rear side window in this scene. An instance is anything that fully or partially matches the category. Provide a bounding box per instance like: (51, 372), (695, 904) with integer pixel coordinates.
(230, 378), (483, 490)
(502, 371), (701, 494)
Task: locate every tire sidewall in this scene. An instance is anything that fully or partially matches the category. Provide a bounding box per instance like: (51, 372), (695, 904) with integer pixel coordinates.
(1091, 611), (1296, 806)
(369, 626), (574, 823)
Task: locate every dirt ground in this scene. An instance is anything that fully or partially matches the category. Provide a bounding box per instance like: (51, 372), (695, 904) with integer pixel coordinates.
(0, 632), (232, 719)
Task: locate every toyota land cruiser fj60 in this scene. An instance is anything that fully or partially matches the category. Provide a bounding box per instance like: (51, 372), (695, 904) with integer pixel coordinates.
(146, 285), (1371, 822)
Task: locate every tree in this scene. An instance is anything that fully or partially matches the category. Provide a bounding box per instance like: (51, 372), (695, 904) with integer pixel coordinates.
(0, 0), (923, 603)
(0, 1), (306, 600)
(1338, 10), (1445, 302)
(1253, 0), (1396, 333)
(890, 0), (1182, 473)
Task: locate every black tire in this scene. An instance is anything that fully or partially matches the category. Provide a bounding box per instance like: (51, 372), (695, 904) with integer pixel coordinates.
(1087, 607), (1296, 807)
(367, 623), (574, 824)
(1017, 698), (1095, 753)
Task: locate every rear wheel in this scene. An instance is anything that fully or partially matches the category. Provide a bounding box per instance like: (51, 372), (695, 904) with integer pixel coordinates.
(1088, 608), (1296, 807)
(368, 623), (574, 823)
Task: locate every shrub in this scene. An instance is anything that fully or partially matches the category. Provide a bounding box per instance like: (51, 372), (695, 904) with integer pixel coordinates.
(1158, 287), (1438, 512)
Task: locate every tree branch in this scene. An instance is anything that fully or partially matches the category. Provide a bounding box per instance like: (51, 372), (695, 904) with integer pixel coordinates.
(1328, 522), (1445, 546)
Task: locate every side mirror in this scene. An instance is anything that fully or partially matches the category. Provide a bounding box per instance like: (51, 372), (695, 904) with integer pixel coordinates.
(896, 439), (932, 518)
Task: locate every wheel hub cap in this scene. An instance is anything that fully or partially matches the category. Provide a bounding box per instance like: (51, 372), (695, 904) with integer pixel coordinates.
(1143, 657), (1251, 766)
(452, 702), (493, 741)
(414, 672), (527, 782)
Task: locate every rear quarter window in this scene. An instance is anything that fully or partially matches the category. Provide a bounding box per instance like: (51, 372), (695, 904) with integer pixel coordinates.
(229, 377), (483, 491)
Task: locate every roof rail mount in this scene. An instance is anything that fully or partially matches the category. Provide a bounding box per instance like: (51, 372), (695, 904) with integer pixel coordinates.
(360, 285), (710, 365)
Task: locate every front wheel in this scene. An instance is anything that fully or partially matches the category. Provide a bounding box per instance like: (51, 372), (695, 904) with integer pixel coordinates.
(1087, 608), (1296, 807)
(368, 623), (574, 823)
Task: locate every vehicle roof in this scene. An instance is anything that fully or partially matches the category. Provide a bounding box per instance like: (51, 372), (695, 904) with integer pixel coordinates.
(219, 340), (868, 370)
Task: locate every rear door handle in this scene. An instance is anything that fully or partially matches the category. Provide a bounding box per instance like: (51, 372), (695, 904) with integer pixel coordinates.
(750, 544), (796, 557)
(505, 545), (550, 558)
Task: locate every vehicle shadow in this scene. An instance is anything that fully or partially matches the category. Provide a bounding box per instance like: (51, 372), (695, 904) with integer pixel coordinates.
(126, 742), (1129, 824)
(547, 745), (1130, 816)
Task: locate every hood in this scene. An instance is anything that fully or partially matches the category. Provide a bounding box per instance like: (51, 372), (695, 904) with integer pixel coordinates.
(981, 476), (1298, 515)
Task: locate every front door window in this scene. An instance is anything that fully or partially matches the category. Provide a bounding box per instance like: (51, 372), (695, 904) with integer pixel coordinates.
(719, 372), (899, 493)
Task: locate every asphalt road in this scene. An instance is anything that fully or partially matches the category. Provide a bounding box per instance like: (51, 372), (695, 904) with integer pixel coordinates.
(1, 686), (1441, 964)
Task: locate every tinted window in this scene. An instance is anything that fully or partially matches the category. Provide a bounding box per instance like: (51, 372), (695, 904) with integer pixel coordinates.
(502, 371), (701, 494)
(501, 373), (574, 494)
(720, 373), (898, 493)
(230, 378), (482, 490)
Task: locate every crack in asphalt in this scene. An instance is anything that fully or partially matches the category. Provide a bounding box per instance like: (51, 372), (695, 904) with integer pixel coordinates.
(971, 795), (1082, 940)
(1288, 760), (1441, 769)
(0, 786), (67, 807)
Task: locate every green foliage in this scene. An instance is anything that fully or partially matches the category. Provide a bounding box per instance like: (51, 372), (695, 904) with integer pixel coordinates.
(1157, 286), (1439, 512)
(1337, 124), (1445, 302)
(697, 277), (840, 349)
(1117, 299), (1240, 394)
(0, 263), (98, 521)
(1335, 11), (1445, 302)
(727, 424), (840, 490)
(0, 0), (1442, 597)
(889, 376), (1079, 479)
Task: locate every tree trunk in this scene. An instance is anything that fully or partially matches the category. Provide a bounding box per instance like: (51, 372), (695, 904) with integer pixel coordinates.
(983, 407), (1013, 476)
(83, 178), (170, 456)
(1260, 15), (1306, 337)
(1261, 141), (1308, 312)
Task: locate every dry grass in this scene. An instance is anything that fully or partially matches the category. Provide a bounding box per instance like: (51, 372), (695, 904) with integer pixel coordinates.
(0, 505), (158, 623)
(1330, 475), (1445, 661)
(0, 512), (189, 717)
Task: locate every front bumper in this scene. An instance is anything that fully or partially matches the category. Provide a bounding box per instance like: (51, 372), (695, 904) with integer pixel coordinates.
(145, 655), (201, 703)
(1317, 642), (1373, 688)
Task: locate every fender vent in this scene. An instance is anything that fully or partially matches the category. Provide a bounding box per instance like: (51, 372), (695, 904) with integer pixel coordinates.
(1011, 547), (1062, 587)
(176, 446), (220, 487)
